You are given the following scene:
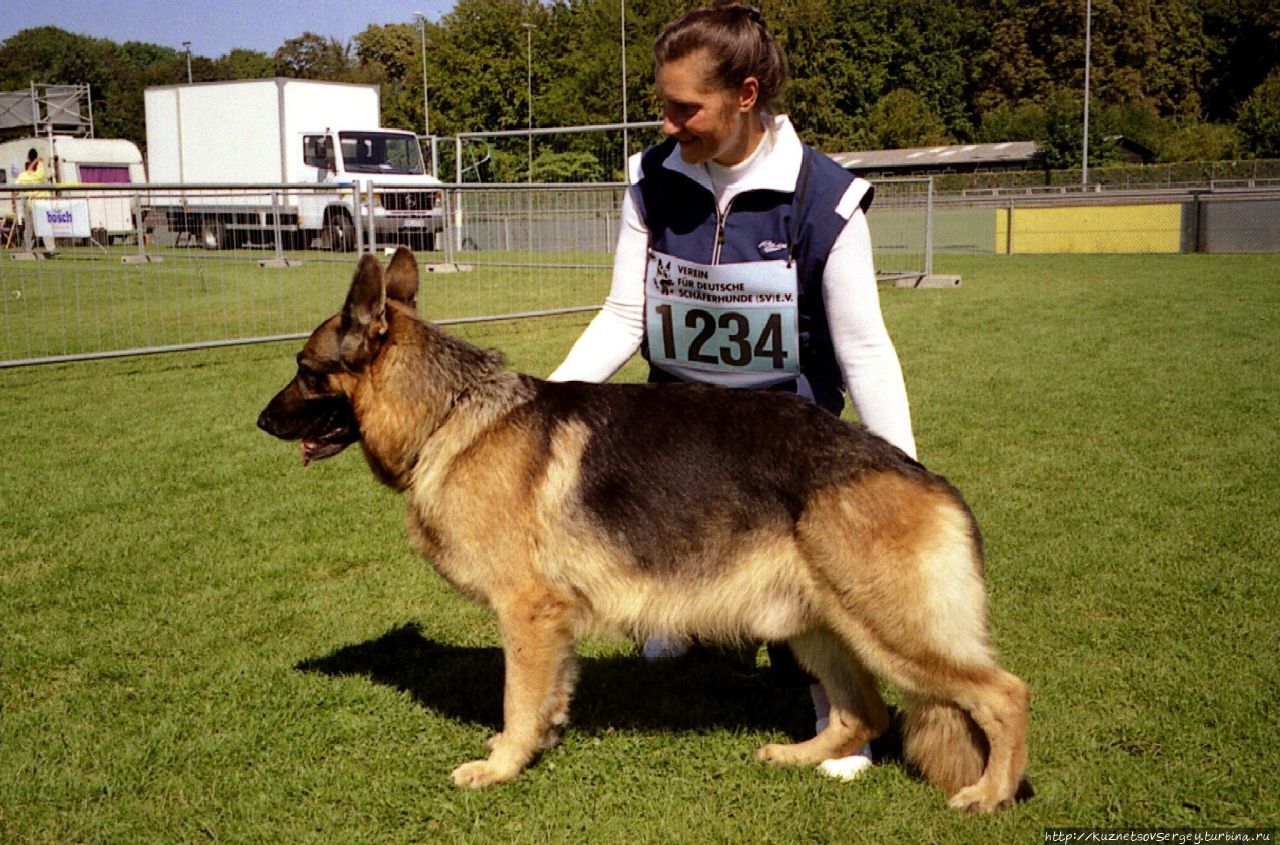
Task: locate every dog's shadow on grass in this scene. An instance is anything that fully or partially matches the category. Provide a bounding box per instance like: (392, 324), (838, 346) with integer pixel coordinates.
(296, 622), (904, 754)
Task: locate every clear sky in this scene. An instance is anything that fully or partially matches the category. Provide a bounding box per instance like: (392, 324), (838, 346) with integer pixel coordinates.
(1, 0), (454, 59)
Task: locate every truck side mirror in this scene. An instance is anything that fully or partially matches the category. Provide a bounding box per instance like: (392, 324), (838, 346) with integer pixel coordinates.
(304, 136), (336, 172)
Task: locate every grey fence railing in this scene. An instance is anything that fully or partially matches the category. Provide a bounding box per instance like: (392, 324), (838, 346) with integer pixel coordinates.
(928, 185), (1280, 255)
(0, 177), (931, 367)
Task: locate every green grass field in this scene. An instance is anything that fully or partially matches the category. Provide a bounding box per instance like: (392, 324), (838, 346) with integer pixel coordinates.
(1, 254), (1277, 843)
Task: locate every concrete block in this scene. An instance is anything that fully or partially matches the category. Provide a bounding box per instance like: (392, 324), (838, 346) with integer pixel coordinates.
(895, 274), (962, 289)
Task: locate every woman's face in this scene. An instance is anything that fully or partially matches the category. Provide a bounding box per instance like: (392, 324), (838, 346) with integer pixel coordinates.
(657, 49), (758, 166)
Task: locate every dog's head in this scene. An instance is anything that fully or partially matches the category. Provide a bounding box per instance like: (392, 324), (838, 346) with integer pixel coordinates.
(257, 246), (420, 467)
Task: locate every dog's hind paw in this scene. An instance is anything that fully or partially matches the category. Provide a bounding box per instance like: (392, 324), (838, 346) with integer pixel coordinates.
(946, 782), (1013, 813)
(450, 758), (521, 789)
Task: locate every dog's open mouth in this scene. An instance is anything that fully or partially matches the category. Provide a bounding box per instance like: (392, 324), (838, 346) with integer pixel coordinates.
(295, 401), (359, 467)
(301, 433), (354, 467)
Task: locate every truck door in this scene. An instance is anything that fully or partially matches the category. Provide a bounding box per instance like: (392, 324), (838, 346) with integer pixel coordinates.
(302, 135), (336, 184)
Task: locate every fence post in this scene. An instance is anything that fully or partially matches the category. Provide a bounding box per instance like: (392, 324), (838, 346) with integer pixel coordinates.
(1006, 197), (1015, 256)
(133, 191), (147, 259)
(271, 190), (284, 262)
(1190, 189), (1204, 254)
(22, 195), (35, 252)
(351, 184), (365, 254)
(924, 177), (934, 276)
(454, 188), (465, 254)
(365, 185), (377, 253)
(441, 188), (455, 266)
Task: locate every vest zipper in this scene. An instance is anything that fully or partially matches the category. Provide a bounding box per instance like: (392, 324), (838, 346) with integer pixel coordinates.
(712, 197), (734, 265)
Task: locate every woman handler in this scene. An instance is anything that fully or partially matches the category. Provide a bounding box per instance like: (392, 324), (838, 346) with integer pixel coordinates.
(549, 0), (917, 780)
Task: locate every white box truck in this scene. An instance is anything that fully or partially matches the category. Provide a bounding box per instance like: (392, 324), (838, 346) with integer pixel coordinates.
(1, 135), (147, 243)
(143, 78), (443, 250)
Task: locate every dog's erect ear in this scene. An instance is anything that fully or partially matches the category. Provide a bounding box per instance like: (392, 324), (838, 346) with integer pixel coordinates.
(385, 246), (420, 309)
(339, 254), (387, 368)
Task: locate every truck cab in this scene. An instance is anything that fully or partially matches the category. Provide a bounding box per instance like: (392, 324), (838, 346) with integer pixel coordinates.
(297, 129), (444, 251)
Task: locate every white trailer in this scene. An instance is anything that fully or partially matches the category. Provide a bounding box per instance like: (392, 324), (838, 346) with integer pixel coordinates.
(143, 78), (444, 250)
(1, 135), (146, 242)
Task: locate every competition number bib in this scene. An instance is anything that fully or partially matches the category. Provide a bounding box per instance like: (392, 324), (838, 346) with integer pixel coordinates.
(644, 250), (800, 385)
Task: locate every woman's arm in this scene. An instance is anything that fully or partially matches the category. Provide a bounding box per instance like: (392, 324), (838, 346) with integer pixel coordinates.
(547, 187), (648, 383)
(822, 211), (918, 459)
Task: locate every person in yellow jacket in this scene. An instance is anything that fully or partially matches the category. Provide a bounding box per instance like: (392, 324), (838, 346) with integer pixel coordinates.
(15, 148), (55, 251)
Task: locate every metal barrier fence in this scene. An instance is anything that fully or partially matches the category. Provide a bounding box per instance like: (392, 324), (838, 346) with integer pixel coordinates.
(449, 122), (665, 183)
(928, 186), (1280, 255)
(0, 177), (933, 367)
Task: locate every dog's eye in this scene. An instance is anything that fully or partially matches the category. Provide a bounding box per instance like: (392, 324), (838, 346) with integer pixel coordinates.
(298, 369), (327, 392)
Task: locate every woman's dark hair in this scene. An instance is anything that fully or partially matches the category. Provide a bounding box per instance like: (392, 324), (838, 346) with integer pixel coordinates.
(654, 1), (788, 114)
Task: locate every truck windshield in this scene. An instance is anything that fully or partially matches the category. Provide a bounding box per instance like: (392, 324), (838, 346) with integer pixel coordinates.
(338, 132), (425, 175)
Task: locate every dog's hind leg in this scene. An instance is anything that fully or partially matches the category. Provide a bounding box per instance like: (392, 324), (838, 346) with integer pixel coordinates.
(797, 476), (1030, 810)
(451, 589), (579, 788)
(937, 669), (1030, 812)
(755, 628), (889, 768)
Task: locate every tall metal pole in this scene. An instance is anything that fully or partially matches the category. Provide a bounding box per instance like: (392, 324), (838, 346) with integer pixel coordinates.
(414, 12), (431, 137)
(523, 23), (536, 183)
(621, 0), (629, 165)
(183, 41), (192, 84)
(1082, 0), (1092, 186)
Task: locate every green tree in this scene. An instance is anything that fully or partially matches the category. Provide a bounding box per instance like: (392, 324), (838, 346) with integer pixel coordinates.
(977, 102), (1052, 143)
(215, 49), (275, 80)
(979, 88), (1108, 170)
(1194, 0), (1280, 121)
(354, 23), (422, 132)
(1235, 68), (1280, 157)
(533, 148), (605, 181)
(425, 0), (551, 140)
(1159, 120), (1244, 160)
(273, 33), (354, 80)
(0, 27), (113, 96)
(864, 89), (952, 149)
(1147, 0), (1210, 116)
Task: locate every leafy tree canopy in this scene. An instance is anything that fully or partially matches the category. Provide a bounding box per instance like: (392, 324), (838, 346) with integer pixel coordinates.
(0, 0), (1275, 161)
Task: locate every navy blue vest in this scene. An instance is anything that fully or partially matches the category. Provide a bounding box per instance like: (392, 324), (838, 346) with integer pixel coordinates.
(633, 137), (872, 414)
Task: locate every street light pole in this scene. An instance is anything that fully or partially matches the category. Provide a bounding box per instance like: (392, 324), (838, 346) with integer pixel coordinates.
(522, 23), (536, 183)
(1082, 0), (1092, 186)
(414, 12), (431, 137)
(621, 0), (629, 164)
(182, 41), (192, 84)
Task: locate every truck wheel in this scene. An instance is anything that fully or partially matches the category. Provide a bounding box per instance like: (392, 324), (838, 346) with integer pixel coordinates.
(199, 218), (228, 250)
(323, 216), (356, 252)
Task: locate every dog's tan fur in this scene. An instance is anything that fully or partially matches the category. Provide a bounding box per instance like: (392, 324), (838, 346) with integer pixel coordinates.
(258, 249), (1031, 811)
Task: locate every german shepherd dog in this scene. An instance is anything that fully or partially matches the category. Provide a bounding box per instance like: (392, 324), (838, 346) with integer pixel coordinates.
(258, 248), (1030, 812)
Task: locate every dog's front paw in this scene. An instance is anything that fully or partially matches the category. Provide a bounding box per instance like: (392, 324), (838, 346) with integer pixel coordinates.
(450, 758), (521, 789)
(755, 741), (804, 766)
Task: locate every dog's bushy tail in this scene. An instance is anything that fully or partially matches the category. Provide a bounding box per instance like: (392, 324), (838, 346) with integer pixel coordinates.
(901, 694), (988, 797)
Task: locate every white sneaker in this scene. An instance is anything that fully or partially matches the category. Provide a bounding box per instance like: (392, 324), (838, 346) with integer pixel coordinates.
(819, 749), (874, 781)
(811, 684), (874, 781)
(641, 634), (691, 660)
